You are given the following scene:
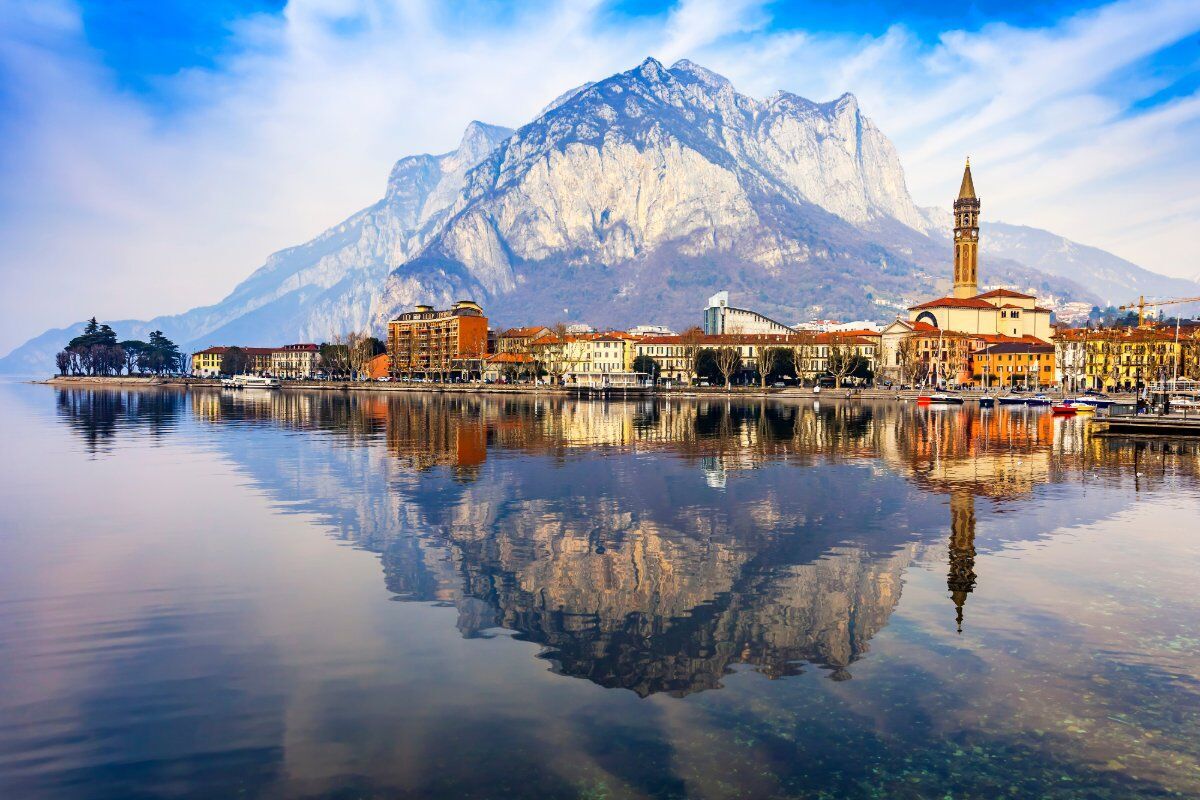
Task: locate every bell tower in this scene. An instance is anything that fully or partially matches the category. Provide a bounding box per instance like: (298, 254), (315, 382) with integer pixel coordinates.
(952, 158), (980, 299)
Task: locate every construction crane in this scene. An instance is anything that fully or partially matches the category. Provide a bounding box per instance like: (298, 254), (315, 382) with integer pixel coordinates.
(1119, 295), (1200, 327)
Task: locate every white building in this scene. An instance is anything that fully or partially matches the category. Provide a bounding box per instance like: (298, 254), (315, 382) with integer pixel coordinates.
(703, 291), (795, 336)
(627, 324), (675, 337)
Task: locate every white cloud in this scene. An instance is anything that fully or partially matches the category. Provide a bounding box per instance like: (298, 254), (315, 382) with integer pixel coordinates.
(0, 0), (1198, 353)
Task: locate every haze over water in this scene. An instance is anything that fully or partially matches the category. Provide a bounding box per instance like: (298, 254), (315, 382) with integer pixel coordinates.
(1, 382), (1198, 799)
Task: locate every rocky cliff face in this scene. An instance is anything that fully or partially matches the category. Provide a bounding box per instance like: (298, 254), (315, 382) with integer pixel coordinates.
(5, 57), (1194, 374)
(372, 57), (1100, 330)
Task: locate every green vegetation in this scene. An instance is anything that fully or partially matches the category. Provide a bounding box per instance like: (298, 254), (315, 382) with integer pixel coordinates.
(55, 318), (184, 376)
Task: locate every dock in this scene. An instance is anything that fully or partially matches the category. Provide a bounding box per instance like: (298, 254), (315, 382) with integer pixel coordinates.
(1091, 415), (1200, 436)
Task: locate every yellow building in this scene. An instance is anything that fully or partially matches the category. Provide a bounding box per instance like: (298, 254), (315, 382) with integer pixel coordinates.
(1057, 327), (1190, 391)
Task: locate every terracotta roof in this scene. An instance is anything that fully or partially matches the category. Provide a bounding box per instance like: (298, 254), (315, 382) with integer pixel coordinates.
(486, 352), (535, 364)
(831, 329), (882, 338)
(909, 296), (997, 310)
(499, 326), (550, 339)
(910, 321), (939, 332)
(1033, 306), (1053, 313)
(975, 341), (1054, 354)
(975, 288), (1035, 300)
(970, 334), (1051, 346)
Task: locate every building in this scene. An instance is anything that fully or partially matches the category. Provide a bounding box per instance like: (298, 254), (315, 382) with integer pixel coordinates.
(483, 352), (536, 382)
(633, 332), (879, 386)
(1056, 326), (1194, 391)
(367, 353), (390, 380)
(496, 326), (552, 355)
(794, 320), (883, 333)
(971, 339), (1055, 389)
(190, 346), (274, 376)
(563, 333), (638, 382)
(627, 324), (675, 337)
(387, 300), (489, 378)
(703, 291), (795, 336)
(191, 347), (226, 377)
(269, 343), (320, 378)
(905, 162), (1053, 341)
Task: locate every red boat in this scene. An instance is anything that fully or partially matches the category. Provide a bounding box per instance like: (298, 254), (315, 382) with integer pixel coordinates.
(1051, 403), (1077, 415)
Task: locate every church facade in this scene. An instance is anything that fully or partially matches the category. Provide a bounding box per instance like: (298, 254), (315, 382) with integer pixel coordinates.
(906, 161), (1053, 342)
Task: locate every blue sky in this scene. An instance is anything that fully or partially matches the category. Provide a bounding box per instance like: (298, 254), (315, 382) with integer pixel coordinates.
(1, 0), (1198, 352)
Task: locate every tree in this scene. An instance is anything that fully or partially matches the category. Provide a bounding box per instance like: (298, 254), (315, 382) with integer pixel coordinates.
(631, 354), (660, 383)
(714, 346), (741, 389)
(139, 331), (183, 374)
(755, 346), (787, 388)
(896, 336), (921, 386)
(120, 340), (147, 375)
(792, 334), (818, 386)
(221, 347), (251, 375)
(55, 350), (70, 376)
(825, 335), (859, 388)
(695, 348), (722, 384)
(680, 326), (705, 384)
(319, 342), (351, 378)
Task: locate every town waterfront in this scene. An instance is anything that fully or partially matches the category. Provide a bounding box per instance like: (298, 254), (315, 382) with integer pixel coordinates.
(1, 380), (1199, 799)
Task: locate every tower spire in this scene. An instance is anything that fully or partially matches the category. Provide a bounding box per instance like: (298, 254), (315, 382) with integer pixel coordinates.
(958, 158), (976, 200)
(952, 159), (980, 298)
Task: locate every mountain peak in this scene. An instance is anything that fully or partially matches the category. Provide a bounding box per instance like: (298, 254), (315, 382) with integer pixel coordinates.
(827, 92), (859, 115)
(636, 56), (668, 81)
(451, 120), (513, 167)
(669, 59), (732, 89)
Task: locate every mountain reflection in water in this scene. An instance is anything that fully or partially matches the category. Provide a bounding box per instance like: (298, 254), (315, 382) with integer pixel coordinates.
(55, 388), (1200, 698)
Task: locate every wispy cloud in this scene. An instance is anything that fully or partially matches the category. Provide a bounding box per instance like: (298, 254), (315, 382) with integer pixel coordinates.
(0, 0), (1198, 352)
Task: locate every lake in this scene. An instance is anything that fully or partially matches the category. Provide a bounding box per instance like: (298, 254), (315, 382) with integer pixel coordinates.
(0, 381), (1198, 799)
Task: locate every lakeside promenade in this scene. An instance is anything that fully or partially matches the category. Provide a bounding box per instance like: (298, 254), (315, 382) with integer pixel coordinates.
(38, 375), (1124, 401)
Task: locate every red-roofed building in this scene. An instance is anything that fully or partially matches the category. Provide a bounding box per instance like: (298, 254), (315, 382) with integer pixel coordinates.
(903, 161), (1055, 346)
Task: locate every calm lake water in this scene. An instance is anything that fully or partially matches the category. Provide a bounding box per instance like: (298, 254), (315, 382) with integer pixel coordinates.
(1, 381), (1198, 799)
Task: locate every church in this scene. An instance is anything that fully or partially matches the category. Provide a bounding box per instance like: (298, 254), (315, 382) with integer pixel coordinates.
(905, 161), (1053, 341)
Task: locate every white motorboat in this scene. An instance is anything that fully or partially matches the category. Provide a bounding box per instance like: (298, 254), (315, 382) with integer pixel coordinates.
(223, 375), (281, 390)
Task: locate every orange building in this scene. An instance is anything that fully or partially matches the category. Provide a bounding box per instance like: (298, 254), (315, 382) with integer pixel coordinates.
(387, 300), (489, 378)
(366, 353), (390, 380)
(970, 337), (1055, 389)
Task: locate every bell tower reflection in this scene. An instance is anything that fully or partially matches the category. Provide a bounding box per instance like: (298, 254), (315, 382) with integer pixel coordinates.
(947, 492), (977, 634)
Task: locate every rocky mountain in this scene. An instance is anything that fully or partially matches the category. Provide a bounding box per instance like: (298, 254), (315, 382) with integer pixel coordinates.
(3, 57), (1195, 374)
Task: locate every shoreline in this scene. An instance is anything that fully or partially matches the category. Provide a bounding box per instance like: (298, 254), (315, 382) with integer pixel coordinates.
(32, 375), (1108, 401)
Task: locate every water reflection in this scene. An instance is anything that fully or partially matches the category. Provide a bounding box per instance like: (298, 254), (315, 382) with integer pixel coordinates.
(23, 386), (1200, 797)
(58, 388), (1200, 697)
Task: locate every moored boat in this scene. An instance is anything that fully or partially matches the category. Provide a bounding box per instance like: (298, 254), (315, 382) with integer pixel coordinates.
(1051, 402), (1077, 415)
(925, 393), (965, 405)
(1026, 394), (1052, 406)
(998, 395), (1026, 406)
(976, 396), (995, 408)
(223, 375), (281, 390)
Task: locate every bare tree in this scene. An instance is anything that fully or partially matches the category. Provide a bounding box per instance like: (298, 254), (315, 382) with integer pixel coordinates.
(344, 331), (377, 381)
(896, 336), (921, 386)
(792, 334), (817, 386)
(55, 350), (70, 376)
(825, 335), (858, 388)
(680, 326), (705, 385)
(755, 346), (784, 388)
(714, 346), (741, 390)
